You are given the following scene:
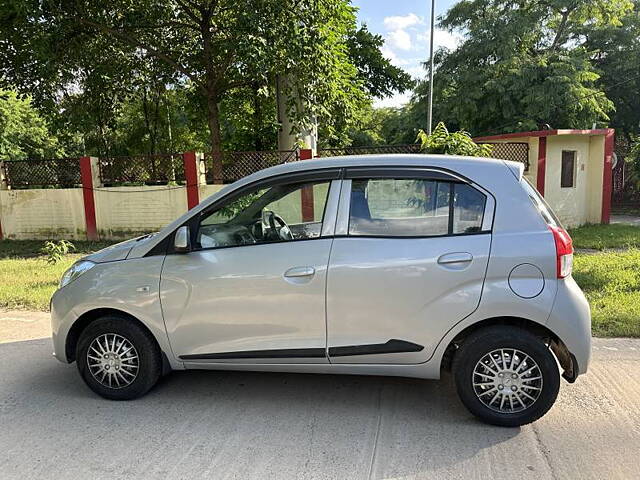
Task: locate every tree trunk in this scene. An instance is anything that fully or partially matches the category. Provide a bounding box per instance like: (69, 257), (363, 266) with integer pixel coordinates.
(206, 91), (223, 183)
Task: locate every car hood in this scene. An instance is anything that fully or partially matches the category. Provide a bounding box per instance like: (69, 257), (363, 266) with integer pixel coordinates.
(84, 234), (157, 263)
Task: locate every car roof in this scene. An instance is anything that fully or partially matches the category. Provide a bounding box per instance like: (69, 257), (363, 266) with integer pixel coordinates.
(246, 154), (511, 181)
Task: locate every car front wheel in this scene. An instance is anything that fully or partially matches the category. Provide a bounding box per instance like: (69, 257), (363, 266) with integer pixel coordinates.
(453, 326), (560, 427)
(76, 315), (162, 400)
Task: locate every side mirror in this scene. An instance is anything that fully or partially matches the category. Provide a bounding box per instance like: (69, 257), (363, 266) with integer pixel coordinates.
(174, 225), (191, 253)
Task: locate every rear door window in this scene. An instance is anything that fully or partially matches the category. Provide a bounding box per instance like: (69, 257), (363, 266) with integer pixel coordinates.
(348, 178), (487, 237)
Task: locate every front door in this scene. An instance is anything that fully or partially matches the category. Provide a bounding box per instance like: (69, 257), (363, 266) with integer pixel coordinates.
(161, 175), (339, 364)
(327, 169), (493, 364)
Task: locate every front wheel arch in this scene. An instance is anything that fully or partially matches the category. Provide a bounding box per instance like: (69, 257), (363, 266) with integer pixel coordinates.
(65, 308), (159, 363)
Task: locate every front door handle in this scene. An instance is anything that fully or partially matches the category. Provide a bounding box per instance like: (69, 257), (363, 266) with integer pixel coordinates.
(284, 266), (316, 278)
(437, 252), (473, 265)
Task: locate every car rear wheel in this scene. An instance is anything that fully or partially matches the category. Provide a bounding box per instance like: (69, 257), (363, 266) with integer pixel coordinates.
(76, 315), (162, 400)
(453, 326), (560, 427)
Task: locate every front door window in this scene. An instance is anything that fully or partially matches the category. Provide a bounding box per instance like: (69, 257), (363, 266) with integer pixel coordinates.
(198, 181), (330, 249)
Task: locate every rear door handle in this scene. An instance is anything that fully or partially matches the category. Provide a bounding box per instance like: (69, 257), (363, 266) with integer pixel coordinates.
(284, 266), (316, 278)
(437, 252), (473, 265)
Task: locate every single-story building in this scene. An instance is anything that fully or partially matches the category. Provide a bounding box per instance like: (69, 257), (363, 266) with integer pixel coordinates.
(475, 129), (614, 227)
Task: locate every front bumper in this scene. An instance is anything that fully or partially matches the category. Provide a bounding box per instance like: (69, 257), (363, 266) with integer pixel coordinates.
(50, 287), (77, 363)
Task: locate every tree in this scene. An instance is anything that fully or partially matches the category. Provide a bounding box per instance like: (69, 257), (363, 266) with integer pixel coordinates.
(1, 1), (372, 170)
(0, 90), (63, 160)
(587, 1), (640, 142)
(346, 25), (414, 98)
(411, 0), (634, 136)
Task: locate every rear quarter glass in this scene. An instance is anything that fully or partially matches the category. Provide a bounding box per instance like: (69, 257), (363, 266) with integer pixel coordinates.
(520, 177), (563, 228)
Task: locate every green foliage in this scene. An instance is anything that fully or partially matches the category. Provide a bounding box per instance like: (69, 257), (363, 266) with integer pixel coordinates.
(41, 240), (75, 265)
(216, 189), (267, 219)
(586, 1), (640, 140)
(0, 0), (412, 158)
(416, 122), (493, 157)
(626, 137), (640, 186)
(0, 90), (63, 160)
(346, 25), (414, 98)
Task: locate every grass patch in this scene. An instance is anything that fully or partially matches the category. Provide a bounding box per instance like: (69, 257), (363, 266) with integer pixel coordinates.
(0, 239), (114, 311)
(569, 224), (640, 250)
(573, 249), (640, 337)
(0, 254), (83, 311)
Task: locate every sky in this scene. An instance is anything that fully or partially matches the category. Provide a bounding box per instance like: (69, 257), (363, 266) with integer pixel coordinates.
(352, 0), (459, 108)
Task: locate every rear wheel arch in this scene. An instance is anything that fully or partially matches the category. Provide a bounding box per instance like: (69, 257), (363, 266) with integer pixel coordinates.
(440, 316), (574, 379)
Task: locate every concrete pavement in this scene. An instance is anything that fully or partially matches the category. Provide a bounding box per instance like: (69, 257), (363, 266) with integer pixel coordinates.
(0, 310), (50, 344)
(0, 333), (639, 479)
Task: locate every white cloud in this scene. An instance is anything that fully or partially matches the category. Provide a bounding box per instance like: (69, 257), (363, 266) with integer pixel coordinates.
(374, 91), (413, 109)
(380, 46), (410, 66)
(387, 29), (412, 51)
(417, 29), (462, 52)
(383, 13), (423, 31)
(405, 65), (426, 79)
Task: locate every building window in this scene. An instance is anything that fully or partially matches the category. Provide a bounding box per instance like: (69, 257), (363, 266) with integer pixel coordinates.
(561, 151), (577, 188)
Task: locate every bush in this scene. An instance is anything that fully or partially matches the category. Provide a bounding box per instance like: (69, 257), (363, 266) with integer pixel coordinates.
(41, 240), (75, 264)
(416, 122), (493, 157)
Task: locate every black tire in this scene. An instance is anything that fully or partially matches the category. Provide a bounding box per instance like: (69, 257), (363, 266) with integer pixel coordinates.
(453, 326), (560, 427)
(76, 315), (162, 400)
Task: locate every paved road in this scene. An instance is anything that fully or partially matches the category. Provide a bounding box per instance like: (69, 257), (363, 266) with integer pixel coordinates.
(0, 336), (639, 480)
(611, 214), (640, 226)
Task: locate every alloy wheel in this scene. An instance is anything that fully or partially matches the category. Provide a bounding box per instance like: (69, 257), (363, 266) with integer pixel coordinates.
(472, 348), (543, 413)
(86, 333), (139, 389)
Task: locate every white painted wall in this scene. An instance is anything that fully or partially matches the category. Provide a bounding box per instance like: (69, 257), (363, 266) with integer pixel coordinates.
(0, 189), (86, 240)
(93, 186), (189, 238)
(544, 135), (594, 227)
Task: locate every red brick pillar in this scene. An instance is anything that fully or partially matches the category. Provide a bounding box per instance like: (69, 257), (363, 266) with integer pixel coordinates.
(183, 151), (200, 209)
(299, 149), (315, 222)
(536, 137), (546, 196)
(79, 156), (98, 241)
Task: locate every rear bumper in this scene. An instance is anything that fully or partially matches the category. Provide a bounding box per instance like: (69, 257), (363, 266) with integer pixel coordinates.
(546, 276), (592, 376)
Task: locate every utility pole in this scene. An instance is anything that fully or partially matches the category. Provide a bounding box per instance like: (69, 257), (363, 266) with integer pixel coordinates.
(427, 0), (436, 134)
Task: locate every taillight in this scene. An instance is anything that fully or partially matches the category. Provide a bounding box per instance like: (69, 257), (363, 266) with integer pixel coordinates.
(549, 226), (573, 278)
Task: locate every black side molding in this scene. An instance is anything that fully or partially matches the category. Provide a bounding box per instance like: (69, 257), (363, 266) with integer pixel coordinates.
(179, 347), (326, 361)
(329, 339), (424, 357)
(179, 339), (424, 361)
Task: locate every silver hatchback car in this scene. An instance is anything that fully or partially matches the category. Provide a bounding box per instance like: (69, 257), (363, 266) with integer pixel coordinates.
(51, 154), (590, 427)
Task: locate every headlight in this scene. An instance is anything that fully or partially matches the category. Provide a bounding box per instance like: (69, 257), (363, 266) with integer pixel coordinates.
(59, 260), (96, 289)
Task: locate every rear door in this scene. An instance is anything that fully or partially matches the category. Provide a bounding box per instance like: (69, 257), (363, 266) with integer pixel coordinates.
(326, 167), (494, 364)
